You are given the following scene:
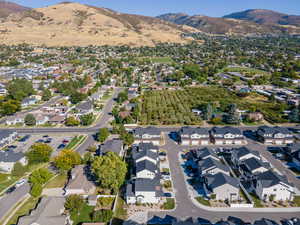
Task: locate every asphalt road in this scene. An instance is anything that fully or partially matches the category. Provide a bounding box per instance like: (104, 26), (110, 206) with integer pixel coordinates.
(148, 134), (300, 223)
(0, 182), (30, 222)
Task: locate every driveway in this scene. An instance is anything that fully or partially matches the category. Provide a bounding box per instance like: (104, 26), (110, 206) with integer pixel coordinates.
(148, 133), (300, 223)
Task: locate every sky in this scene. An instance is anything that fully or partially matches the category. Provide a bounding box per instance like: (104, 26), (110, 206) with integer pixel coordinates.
(9, 0), (300, 17)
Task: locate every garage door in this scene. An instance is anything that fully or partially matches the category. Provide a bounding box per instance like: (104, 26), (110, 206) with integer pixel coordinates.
(181, 140), (190, 146)
(201, 140), (209, 145)
(191, 140), (199, 145)
(275, 140), (283, 145)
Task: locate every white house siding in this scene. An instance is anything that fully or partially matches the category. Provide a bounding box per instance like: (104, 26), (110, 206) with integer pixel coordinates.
(181, 140), (190, 146)
(191, 140), (199, 146)
(0, 162), (14, 173)
(64, 189), (85, 195)
(136, 170), (155, 179)
(201, 140), (209, 145)
(214, 184), (239, 201)
(215, 140), (223, 145)
(256, 183), (294, 201)
(135, 191), (160, 204)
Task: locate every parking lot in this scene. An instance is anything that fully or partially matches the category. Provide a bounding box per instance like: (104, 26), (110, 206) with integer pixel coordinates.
(6, 134), (75, 156)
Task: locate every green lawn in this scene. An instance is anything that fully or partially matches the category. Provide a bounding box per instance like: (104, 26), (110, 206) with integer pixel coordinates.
(65, 135), (85, 149)
(44, 174), (67, 188)
(222, 66), (270, 76)
(151, 57), (174, 64)
(293, 196), (300, 207)
(0, 174), (21, 193)
(113, 197), (127, 220)
(6, 197), (40, 225)
(71, 204), (95, 225)
(195, 196), (211, 206)
(161, 198), (175, 210)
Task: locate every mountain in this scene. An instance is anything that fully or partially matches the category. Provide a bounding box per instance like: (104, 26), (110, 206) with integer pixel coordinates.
(223, 9), (300, 27)
(0, 0), (30, 18)
(158, 12), (300, 35)
(0, 2), (197, 46)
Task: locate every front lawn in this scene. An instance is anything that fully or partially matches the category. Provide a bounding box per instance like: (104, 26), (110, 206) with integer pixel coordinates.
(250, 193), (264, 208)
(71, 204), (95, 225)
(44, 174), (67, 188)
(0, 174), (20, 193)
(293, 196), (300, 207)
(161, 198), (175, 210)
(195, 196), (211, 206)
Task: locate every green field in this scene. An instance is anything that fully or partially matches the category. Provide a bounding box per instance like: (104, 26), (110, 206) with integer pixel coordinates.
(136, 57), (174, 64)
(222, 66), (270, 76)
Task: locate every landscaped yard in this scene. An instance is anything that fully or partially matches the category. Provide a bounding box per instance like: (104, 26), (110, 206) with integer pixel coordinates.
(161, 198), (175, 210)
(44, 174), (67, 188)
(71, 204), (95, 225)
(293, 196), (300, 207)
(65, 135), (86, 149)
(0, 174), (20, 193)
(195, 196), (211, 206)
(138, 86), (288, 125)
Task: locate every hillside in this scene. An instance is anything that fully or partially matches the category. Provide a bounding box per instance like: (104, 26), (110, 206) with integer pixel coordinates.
(0, 2), (197, 47)
(0, 0), (30, 18)
(223, 9), (300, 27)
(158, 12), (300, 35)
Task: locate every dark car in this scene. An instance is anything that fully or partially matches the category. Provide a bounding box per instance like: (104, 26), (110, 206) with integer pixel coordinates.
(43, 135), (49, 138)
(36, 139), (44, 143)
(164, 193), (172, 197)
(57, 144), (66, 150)
(44, 138), (52, 143)
(62, 139), (69, 144)
(6, 186), (16, 194)
(19, 135), (30, 142)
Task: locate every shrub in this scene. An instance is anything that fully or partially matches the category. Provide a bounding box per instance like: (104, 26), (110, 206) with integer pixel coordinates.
(30, 183), (42, 197)
(92, 209), (113, 222)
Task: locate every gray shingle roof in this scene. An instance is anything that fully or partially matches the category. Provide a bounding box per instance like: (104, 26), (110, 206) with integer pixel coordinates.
(206, 172), (239, 189)
(193, 148), (218, 160)
(0, 150), (25, 163)
(136, 159), (158, 173)
(242, 157), (270, 172)
(180, 127), (209, 135)
(127, 177), (162, 196)
(257, 126), (292, 136)
(256, 170), (292, 188)
(134, 126), (161, 136)
(100, 139), (123, 155)
(212, 126), (242, 135)
(76, 99), (93, 111)
(198, 158), (229, 173)
(234, 147), (259, 159)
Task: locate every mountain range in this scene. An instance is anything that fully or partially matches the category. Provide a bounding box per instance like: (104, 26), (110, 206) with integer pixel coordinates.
(0, 1), (299, 46)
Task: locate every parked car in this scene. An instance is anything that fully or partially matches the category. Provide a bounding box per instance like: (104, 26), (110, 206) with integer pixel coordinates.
(164, 193), (172, 197)
(36, 139), (44, 143)
(19, 135), (30, 142)
(162, 175), (171, 180)
(62, 139), (69, 144)
(16, 179), (27, 187)
(6, 186), (16, 194)
(44, 138), (52, 143)
(43, 135), (49, 138)
(57, 144), (66, 150)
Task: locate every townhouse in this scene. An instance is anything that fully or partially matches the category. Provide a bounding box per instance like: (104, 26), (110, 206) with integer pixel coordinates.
(133, 126), (162, 146)
(210, 127), (246, 145)
(126, 143), (163, 204)
(203, 172), (240, 201)
(179, 127), (210, 146)
(256, 126), (294, 145)
(231, 147), (260, 166)
(254, 170), (294, 202)
(189, 148), (219, 162)
(198, 158), (230, 176)
(240, 157), (270, 176)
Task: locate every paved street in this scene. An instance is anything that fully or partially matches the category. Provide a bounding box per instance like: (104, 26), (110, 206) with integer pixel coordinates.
(148, 134), (300, 223)
(0, 182), (30, 222)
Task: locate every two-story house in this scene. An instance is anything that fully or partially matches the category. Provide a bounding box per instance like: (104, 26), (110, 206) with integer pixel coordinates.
(231, 147), (261, 166)
(256, 126), (294, 145)
(133, 126), (162, 146)
(198, 158), (230, 176)
(179, 127), (210, 146)
(210, 127), (246, 145)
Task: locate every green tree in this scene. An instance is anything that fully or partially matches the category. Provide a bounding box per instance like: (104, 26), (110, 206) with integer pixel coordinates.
(70, 92), (87, 104)
(53, 149), (82, 172)
(29, 168), (53, 185)
(42, 89), (52, 101)
(97, 128), (109, 143)
(7, 78), (35, 101)
(289, 108), (300, 123)
(80, 113), (94, 126)
(0, 100), (21, 115)
(120, 132), (134, 146)
(117, 91), (128, 103)
(65, 194), (85, 214)
(30, 183), (42, 197)
(65, 116), (80, 127)
(92, 152), (127, 193)
(26, 143), (53, 164)
(24, 114), (36, 126)
(11, 162), (26, 177)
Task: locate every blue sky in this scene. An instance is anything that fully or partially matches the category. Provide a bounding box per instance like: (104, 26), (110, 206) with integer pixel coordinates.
(11, 0), (300, 17)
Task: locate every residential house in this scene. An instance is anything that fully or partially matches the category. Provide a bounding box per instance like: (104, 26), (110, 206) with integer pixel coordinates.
(133, 126), (162, 146)
(189, 148), (219, 162)
(34, 114), (49, 125)
(203, 172), (240, 201)
(0, 150), (27, 173)
(48, 115), (66, 125)
(179, 127), (210, 146)
(198, 158), (230, 176)
(90, 91), (104, 102)
(99, 139), (123, 156)
(0, 130), (18, 148)
(241, 157), (270, 175)
(231, 147), (260, 166)
(21, 97), (38, 108)
(210, 127), (246, 145)
(75, 99), (94, 116)
(6, 115), (25, 126)
(126, 177), (163, 204)
(256, 126), (294, 145)
(135, 159), (159, 179)
(64, 165), (96, 195)
(17, 197), (66, 225)
(254, 170), (294, 201)
(0, 88), (7, 96)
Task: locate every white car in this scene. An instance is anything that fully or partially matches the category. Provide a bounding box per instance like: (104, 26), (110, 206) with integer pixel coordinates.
(15, 179), (27, 187)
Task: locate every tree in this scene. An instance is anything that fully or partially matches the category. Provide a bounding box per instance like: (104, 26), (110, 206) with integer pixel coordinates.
(80, 113), (94, 126)
(83, 152), (93, 165)
(117, 91), (128, 103)
(97, 128), (109, 143)
(65, 116), (80, 127)
(92, 152), (127, 193)
(26, 143), (53, 164)
(120, 132), (134, 146)
(70, 92), (87, 104)
(65, 194), (85, 213)
(30, 183), (42, 197)
(53, 149), (82, 172)
(224, 104), (240, 124)
(11, 162), (26, 177)
(202, 103), (213, 120)
(42, 89), (52, 101)
(24, 114), (36, 126)
(7, 78), (35, 101)
(0, 100), (21, 115)
(289, 108), (300, 123)
(29, 168), (53, 185)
